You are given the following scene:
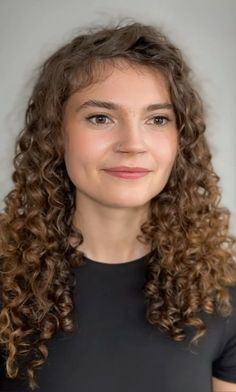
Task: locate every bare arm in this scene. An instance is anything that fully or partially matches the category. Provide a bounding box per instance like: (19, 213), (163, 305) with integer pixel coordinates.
(212, 377), (236, 391)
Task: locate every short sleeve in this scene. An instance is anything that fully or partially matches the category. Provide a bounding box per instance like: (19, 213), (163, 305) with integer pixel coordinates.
(212, 285), (236, 382)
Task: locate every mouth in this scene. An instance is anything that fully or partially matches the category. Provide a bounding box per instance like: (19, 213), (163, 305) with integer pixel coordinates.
(103, 167), (151, 173)
(103, 170), (150, 179)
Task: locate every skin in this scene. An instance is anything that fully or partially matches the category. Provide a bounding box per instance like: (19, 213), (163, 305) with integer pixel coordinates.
(62, 59), (178, 263)
(212, 377), (236, 391)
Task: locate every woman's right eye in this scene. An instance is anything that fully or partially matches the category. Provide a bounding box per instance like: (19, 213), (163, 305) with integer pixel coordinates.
(85, 114), (111, 125)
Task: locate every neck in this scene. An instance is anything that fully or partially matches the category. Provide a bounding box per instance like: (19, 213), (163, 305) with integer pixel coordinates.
(71, 195), (152, 263)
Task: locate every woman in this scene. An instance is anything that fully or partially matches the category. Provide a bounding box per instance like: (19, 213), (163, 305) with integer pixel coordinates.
(0, 19), (236, 392)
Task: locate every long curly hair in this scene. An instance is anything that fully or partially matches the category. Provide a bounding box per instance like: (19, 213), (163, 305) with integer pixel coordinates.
(1, 18), (236, 390)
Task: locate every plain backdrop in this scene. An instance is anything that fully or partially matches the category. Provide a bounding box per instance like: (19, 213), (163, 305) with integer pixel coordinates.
(0, 0), (235, 233)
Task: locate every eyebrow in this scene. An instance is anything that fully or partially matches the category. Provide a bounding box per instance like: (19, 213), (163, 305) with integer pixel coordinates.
(76, 99), (174, 112)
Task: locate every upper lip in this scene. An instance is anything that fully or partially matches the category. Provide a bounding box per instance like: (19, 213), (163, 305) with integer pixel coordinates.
(104, 166), (151, 172)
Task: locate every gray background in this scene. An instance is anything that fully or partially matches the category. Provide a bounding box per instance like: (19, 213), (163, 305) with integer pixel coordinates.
(0, 0), (235, 232)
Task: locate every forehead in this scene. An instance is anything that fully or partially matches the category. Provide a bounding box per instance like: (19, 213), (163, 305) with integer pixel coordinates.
(72, 58), (170, 101)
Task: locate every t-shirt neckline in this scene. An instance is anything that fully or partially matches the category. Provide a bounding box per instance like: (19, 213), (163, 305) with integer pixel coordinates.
(82, 248), (155, 270)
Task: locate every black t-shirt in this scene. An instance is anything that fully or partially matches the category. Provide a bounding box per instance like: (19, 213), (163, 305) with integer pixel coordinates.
(1, 250), (236, 392)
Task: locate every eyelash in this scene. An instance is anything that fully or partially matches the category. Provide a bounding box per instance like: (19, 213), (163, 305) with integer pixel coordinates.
(85, 114), (171, 127)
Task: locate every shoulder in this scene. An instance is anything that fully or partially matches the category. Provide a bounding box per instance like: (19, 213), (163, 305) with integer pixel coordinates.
(228, 283), (236, 299)
(226, 284), (236, 318)
(211, 284), (236, 383)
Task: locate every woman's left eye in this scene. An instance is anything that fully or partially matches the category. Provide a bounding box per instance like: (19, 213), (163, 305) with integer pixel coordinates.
(149, 116), (170, 126)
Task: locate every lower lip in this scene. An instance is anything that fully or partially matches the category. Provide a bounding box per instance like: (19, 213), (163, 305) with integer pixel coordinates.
(104, 170), (150, 179)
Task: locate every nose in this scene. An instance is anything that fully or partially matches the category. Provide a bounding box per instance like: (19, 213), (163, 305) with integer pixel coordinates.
(115, 119), (147, 154)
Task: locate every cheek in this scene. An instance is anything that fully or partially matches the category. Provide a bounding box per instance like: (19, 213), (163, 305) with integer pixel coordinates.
(152, 134), (178, 165)
(64, 131), (103, 181)
(65, 126), (108, 157)
(64, 131), (89, 163)
(64, 131), (84, 179)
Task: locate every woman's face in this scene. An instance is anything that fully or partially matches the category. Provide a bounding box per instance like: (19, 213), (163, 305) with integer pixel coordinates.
(62, 60), (178, 209)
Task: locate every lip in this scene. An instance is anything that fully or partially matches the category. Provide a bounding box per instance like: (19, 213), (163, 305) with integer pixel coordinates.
(104, 166), (151, 172)
(104, 171), (150, 179)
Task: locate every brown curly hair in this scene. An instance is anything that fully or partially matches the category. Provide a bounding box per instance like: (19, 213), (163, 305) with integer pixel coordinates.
(1, 18), (236, 390)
